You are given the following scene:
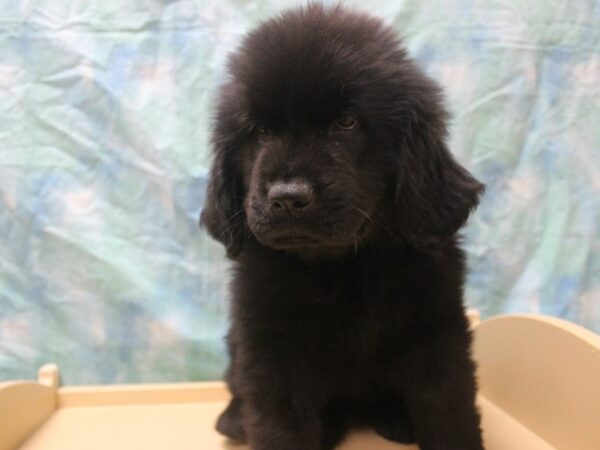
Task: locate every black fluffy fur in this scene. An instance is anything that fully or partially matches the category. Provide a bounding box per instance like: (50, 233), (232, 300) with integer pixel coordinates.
(201, 4), (485, 450)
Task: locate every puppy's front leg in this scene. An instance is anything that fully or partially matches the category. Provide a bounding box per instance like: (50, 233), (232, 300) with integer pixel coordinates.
(400, 339), (484, 450)
(236, 341), (325, 450)
(242, 381), (323, 450)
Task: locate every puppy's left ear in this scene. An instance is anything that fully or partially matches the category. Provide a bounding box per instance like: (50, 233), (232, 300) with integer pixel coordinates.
(394, 119), (484, 251)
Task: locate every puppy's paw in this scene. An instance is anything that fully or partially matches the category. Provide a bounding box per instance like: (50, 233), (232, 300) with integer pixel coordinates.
(216, 396), (246, 442)
(372, 413), (415, 444)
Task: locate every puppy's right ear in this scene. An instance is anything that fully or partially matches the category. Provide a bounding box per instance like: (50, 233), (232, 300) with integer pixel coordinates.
(200, 154), (245, 259)
(200, 85), (246, 259)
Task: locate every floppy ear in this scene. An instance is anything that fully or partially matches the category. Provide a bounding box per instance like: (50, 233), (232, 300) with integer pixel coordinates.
(393, 121), (484, 251)
(200, 153), (245, 258)
(200, 86), (246, 259)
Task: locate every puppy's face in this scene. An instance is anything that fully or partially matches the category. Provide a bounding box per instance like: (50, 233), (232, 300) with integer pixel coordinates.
(202, 6), (483, 258)
(239, 95), (385, 253)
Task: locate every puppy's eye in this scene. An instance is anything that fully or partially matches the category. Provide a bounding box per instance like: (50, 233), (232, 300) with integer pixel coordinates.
(335, 113), (358, 130)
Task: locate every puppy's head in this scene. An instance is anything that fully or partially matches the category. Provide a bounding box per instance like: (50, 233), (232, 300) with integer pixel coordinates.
(202, 5), (484, 258)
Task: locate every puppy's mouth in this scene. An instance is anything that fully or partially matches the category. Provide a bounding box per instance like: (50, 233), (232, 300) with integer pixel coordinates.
(247, 199), (374, 253)
(253, 217), (371, 252)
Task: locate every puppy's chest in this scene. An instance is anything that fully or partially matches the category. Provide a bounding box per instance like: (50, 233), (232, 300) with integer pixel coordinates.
(312, 281), (398, 354)
(243, 265), (405, 360)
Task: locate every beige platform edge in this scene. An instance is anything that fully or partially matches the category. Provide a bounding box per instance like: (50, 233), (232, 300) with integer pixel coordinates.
(1, 312), (599, 450)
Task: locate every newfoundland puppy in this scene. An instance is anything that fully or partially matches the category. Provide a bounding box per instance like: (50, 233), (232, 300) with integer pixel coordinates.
(201, 4), (485, 450)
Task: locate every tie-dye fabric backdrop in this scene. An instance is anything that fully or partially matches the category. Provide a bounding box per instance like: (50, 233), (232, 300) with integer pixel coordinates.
(1, 0), (598, 384)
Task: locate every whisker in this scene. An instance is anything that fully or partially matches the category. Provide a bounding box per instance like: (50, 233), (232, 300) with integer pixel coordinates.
(217, 211), (246, 238)
(349, 205), (402, 244)
(350, 206), (374, 222)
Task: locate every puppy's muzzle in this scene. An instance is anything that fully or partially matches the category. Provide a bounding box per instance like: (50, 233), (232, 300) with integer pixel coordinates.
(268, 180), (314, 218)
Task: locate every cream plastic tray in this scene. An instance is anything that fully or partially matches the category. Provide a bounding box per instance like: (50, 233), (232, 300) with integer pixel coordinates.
(1, 313), (599, 450)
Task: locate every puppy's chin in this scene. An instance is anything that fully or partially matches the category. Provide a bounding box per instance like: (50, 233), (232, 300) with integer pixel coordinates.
(260, 237), (353, 261)
(249, 220), (371, 260)
(266, 233), (322, 250)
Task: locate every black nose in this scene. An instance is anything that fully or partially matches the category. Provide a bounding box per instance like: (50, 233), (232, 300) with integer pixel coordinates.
(268, 180), (314, 216)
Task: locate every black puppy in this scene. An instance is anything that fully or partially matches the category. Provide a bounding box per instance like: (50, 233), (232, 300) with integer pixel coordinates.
(202, 4), (485, 450)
